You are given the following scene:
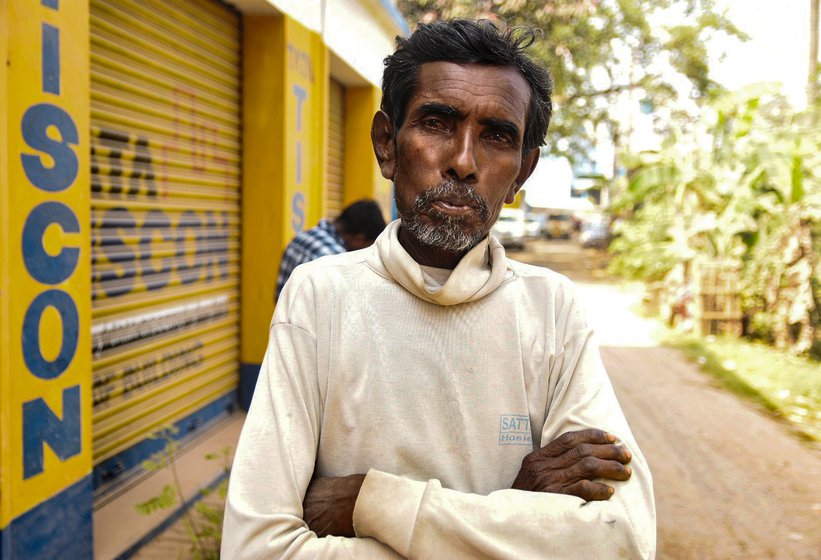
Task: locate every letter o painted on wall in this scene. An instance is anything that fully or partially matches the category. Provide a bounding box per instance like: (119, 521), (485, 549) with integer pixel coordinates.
(22, 290), (79, 380)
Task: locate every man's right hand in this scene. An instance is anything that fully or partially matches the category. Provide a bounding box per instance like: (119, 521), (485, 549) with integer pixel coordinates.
(302, 474), (366, 538)
(511, 429), (632, 501)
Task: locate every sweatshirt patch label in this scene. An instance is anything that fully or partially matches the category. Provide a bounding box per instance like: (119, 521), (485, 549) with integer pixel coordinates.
(499, 414), (532, 445)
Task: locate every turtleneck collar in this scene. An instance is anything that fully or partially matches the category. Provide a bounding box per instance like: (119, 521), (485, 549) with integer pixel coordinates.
(367, 220), (512, 306)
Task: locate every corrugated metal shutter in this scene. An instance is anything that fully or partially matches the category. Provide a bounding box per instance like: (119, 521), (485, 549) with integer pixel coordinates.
(326, 79), (345, 218)
(89, 0), (241, 469)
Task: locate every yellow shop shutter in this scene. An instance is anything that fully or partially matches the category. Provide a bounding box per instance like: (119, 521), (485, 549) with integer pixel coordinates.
(326, 79), (346, 218)
(89, 0), (241, 481)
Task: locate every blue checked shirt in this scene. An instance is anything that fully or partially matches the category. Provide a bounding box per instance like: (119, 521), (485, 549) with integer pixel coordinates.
(275, 219), (346, 301)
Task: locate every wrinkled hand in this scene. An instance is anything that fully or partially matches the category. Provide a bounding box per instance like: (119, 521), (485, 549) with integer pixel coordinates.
(302, 474), (366, 538)
(512, 429), (632, 501)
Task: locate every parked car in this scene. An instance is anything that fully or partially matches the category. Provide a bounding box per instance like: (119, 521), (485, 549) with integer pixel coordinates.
(524, 213), (547, 239)
(492, 208), (527, 250)
(579, 222), (611, 248)
(546, 213), (572, 239)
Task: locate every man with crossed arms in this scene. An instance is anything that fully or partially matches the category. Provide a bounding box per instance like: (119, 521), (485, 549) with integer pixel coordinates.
(223, 19), (655, 559)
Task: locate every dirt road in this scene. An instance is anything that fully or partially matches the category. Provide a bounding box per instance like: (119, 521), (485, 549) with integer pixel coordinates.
(512, 239), (821, 559)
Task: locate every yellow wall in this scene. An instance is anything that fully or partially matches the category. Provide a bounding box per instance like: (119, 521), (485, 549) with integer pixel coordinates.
(344, 85), (393, 221)
(241, 14), (328, 365)
(241, 14), (393, 368)
(506, 191), (526, 209)
(1, 0), (92, 525)
(241, 15), (285, 365)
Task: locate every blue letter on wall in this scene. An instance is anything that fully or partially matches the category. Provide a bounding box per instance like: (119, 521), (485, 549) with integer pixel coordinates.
(22, 290), (79, 380)
(291, 192), (305, 233)
(22, 201), (80, 285)
(23, 385), (82, 479)
(20, 103), (79, 192)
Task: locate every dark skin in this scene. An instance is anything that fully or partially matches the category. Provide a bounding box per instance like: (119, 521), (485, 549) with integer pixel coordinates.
(510, 429), (632, 499)
(303, 474), (367, 538)
(382, 63), (539, 269)
(338, 230), (371, 251)
(302, 62), (632, 537)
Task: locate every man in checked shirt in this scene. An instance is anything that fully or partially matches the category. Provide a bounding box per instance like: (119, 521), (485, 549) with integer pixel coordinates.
(275, 199), (386, 301)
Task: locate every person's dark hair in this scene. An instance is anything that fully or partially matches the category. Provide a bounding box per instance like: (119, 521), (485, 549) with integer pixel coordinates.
(381, 19), (553, 154)
(335, 199), (387, 241)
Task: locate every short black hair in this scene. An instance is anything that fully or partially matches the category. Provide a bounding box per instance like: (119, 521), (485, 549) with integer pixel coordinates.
(335, 199), (387, 241)
(381, 19), (553, 154)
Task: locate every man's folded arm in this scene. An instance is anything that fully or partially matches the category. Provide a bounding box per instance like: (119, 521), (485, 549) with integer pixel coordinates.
(352, 327), (655, 560)
(221, 323), (402, 559)
(354, 467), (649, 559)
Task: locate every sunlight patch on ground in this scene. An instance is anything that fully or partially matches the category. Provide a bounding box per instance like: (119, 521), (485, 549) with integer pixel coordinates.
(574, 281), (663, 348)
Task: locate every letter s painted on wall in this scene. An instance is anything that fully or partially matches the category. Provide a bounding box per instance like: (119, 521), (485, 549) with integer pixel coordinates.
(20, 103), (80, 192)
(291, 192), (305, 234)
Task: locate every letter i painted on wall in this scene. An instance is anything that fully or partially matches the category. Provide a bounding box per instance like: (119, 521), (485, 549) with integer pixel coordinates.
(42, 22), (60, 94)
(293, 85), (307, 185)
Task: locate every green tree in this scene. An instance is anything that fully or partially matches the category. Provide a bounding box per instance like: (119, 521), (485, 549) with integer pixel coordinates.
(609, 86), (821, 353)
(396, 0), (745, 165)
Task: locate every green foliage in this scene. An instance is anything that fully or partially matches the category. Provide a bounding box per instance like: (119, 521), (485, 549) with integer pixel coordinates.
(608, 204), (677, 281)
(609, 86), (821, 353)
(396, 0), (746, 163)
(136, 484), (177, 516)
(135, 427), (232, 559)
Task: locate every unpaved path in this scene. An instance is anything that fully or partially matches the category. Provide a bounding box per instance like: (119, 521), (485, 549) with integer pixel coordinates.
(514, 239), (821, 559)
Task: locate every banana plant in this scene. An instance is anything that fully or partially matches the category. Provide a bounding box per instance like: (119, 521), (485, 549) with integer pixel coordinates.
(610, 86), (820, 353)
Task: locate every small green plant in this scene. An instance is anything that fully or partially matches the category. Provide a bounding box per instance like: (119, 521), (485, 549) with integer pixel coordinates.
(136, 426), (232, 559)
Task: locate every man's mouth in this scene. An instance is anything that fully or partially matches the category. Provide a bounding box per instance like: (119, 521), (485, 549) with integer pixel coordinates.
(409, 179), (490, 222)
(430, 199), (477, 216)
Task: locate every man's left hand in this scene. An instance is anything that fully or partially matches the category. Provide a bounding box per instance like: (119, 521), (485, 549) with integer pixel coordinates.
(302, 474), (366, 537)
(511, 429), (632, 501)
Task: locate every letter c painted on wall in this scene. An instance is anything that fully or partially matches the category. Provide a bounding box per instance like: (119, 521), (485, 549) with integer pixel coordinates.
(22, 201), (80, 285)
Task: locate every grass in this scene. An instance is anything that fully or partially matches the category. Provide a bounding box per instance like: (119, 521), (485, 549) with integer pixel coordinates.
(662, 332), (821, 445)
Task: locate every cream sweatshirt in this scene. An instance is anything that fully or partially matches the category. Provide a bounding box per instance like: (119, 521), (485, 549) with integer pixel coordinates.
(222, 220), (656, 559)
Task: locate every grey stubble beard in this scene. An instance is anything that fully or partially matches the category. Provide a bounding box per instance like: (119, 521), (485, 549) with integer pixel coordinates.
(396, 179), (490, 253)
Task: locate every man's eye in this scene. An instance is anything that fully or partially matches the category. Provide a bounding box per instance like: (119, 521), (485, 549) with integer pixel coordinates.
(421, 118), (447, 130)
(486, 132), (513, 145)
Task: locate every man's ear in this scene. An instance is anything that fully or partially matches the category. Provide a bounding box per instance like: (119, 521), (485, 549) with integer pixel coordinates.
(371, 111), (397, 180)
(505, 148), (540, 204)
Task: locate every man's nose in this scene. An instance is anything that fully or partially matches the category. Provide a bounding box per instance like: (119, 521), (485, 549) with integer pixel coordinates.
(446, 130), (478, 182)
